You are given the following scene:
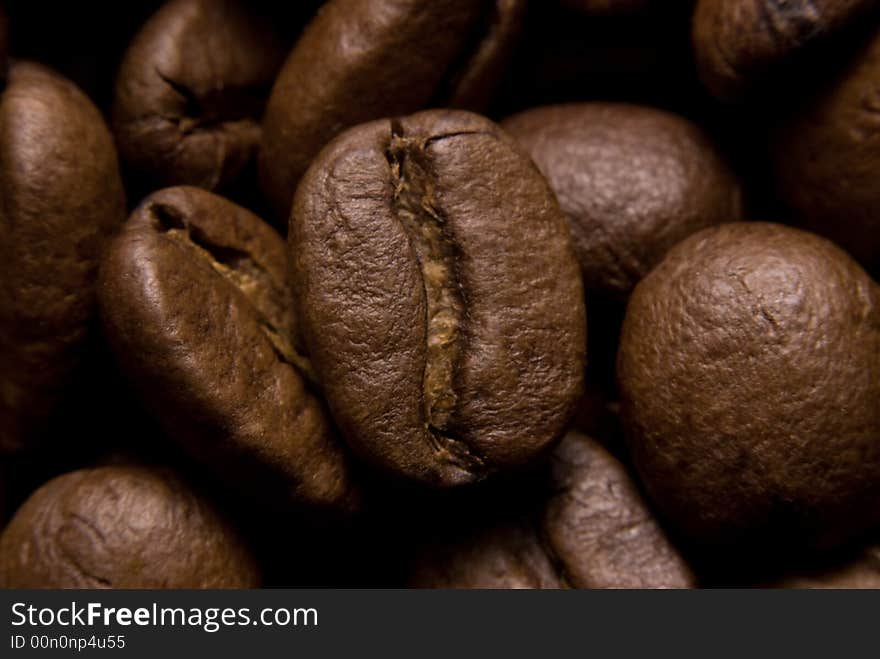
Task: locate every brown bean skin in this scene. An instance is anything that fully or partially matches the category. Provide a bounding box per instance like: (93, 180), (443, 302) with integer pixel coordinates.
(99, 186), (361, 514)
(0, 62), (126, 455)
(502, 103), (742, 299)
(693, 0), (879, 101)
(410, 432), (695, 589)
(0, 466), (260, 589)
(772, 23), (880, 271)
(618, 222), (880, 549)
(259, 0), (526, 220)
(291, 110), (585, 487)
(113, 0), (284, 193)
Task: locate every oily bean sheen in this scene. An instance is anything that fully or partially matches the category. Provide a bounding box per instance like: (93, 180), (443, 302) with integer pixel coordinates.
(618, 222), (880, 548)
(0, 62), (126, 455)
(0, 466), (260, 588)
(773, 23), (880, 270)
(502, 103), (742, 299)
(292, 110), (585, 486)
(99, 186), (360, 513)
(693, 0), (879, 101)
(410, 432), (695, 588)
(259, 0), (527, 220)
(113, 0), (284, 192)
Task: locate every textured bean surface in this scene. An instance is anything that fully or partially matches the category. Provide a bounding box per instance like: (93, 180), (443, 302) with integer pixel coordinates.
(543, 432), (696, 588)
(693, 0), (879, 100)
(410, 433), (694, 588)
(503, 103), (741, 298)
(99, 187), (360, 513)
(773, 23), (880, 270)
(618, 222), (880, 547)
(0, 62), (126, 455)
(113, 0), (283, 192)
(0, 466), (259, 588)
(259, 0), (526, 219)
(409, 519), (564, 589)
(292, 110), (585, 486)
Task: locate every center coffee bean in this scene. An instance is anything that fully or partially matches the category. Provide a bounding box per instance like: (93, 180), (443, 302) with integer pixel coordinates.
(291, 109), (586, 486)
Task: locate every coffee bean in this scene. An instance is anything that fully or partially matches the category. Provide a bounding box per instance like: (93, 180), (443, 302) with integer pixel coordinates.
(113, 0), (283, 194)
(618, 222), (880, 548)
(99, 186), (361, 513)
(543, 432), (696, 588)
(410, 432), (695, 588)
(259, 0), (526, 220)
(0, 465), (260, 588)
(693, 0), (878, 101)
(410, 518), (564, 589)
(291, 109), (585, 486)
(0, 62), (126, 455)
(502, 103), (742, 299)
(772, 22), (880, 271)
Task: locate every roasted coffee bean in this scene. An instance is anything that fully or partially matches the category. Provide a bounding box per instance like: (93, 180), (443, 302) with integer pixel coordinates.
(410, 432), (695, 588)
(693, 0), (878, 101)
(410, 519), (564, 589)
(291, 110), (585, 486)
(0, 465), (260, 588)
(0, 62), (126, 455)
(502, 103), (742, 299)
(99, 186), (360, 514)
(773, 22), (880, 270)
(113, 0), (284, 193)
(542, 432), (695, 588)
(618, 222), (880, 549)
(260, 0), (527, 219)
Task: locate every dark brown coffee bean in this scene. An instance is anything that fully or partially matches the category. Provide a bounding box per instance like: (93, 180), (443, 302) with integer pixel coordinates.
(99, 186), (361, 514)
(772, 23), (880, 270)
(693, 0), (878, 101)
(502, 103), (742, 299)
(542, 432), (696, 588)
(0, 465), (260, 588)
(260, 0), (526, 219)
(410, 519), (564, 589)
(113, 0), (284, 193)
(0, 62), (126, 455)
(410, 432), (695, 588)
(618, 222), (880, 548)
(291, 110), (585, 486)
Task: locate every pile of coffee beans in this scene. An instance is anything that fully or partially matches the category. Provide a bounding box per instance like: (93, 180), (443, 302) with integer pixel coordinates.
(0, 0), (878, 589)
